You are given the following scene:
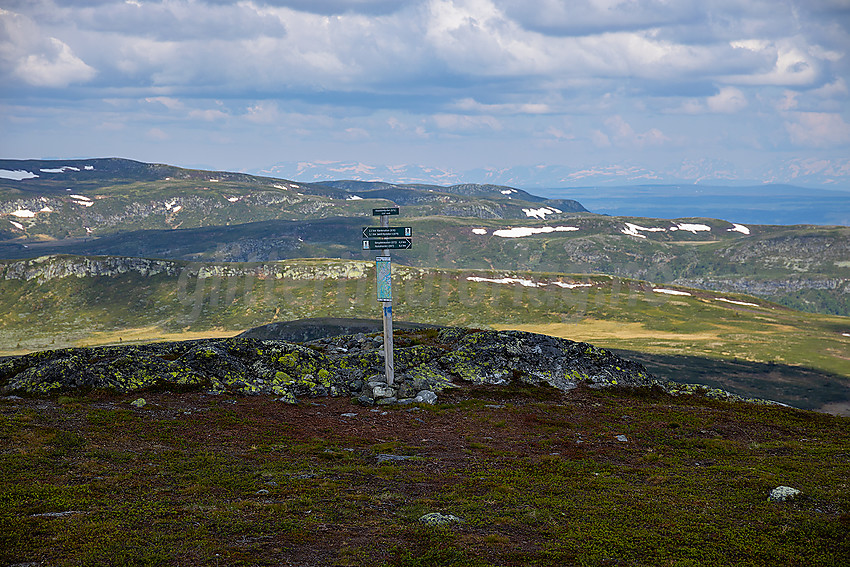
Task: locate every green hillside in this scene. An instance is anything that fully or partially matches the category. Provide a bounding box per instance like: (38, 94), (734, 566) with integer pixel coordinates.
(1, 255), (848, 412)
(1, 159), (846, 316)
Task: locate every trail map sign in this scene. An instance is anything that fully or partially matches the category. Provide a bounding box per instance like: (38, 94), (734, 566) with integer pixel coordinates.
(376, 256), (392, 301)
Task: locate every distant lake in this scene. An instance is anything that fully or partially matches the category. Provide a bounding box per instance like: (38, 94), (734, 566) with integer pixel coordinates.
(537, 185), (850, 226)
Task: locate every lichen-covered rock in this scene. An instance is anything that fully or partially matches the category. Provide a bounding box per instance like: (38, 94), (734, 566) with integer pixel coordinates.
(437, 330), (653, 391)
(1, 324), (770, 409)
(419, 512), (463, 526)
(768, 486), (802, 502)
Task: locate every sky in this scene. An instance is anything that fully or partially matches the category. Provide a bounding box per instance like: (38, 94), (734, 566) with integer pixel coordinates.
(1, 0), (849, 188)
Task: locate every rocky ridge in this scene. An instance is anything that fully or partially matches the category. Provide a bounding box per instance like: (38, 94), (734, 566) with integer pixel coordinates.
(0, 326), (778, 407)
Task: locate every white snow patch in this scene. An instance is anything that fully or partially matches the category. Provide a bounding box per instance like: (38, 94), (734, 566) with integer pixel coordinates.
(10, 220), (24, 230)
(472, 228), (488, 235)
(468, 276), (542, 287)
(523, 207), (563, 219)
(10, 210), (36, 218)
(550, 282), (593, 289)
(493, 226), (579, 238)
(500, 189), (516, 195)
(40, 166), (80, 173)
(0, 169), (38, 181)
(164, 199), (178, 211)
(290, 184), (300, 189)
(346, 195), (363, 200)
(715, 297), (759, 307)
(467, 276), (593, 289)
(40, 206), (53, 213)
(69, 194), (91, 201)
(653, 288), (692, 296)
(84, 165), (94, 170)
(209, 179), (220, 182)
(676, 223), (711, 233)
(621, 222), (667, 238)
(728, 223), (751, 235)
(842, 333), (850, 338)
(227, 197), (239, 202)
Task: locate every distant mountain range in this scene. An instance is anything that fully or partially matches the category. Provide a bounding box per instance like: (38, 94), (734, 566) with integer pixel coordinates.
(1, 157), (848, 318)
(257, 157), (850, 190)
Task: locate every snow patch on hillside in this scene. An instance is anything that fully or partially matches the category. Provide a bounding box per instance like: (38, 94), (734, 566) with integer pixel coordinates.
(0, 169), (39, 181)
(346, 195), (363, 200)
(621, 222), (666, 238)
(468, 276), (594, 289)
(69, 195), (93, 207)
(716, 297), (759, 307)
(10, 210), (36, 218)
(472, 228), (488, 235)
(674, 223), (711, 233)
(523, 206), (562, 219)
(653, 288), (692, 296)
(728, 223), (750, 235)
(41, 166), (80, 173)
(492, 226), (579, 238)
(9, 220), (24, 230)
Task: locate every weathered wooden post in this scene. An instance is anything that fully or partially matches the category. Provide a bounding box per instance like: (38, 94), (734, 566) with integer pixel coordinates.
(362, 207), (411, 386)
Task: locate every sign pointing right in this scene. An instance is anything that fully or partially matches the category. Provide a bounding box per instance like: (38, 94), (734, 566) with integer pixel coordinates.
(362, 238), (412, 250)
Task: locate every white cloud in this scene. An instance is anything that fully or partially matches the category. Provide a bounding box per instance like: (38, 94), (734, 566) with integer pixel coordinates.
(604, 115), (668, 148)
(244, 101), (281, 124)
(786, 112), (850, 147)
(146, 127), (169, 141)
(706, 87), (748, 113)
(432, 113), (502, 132)
(1, 9), (96, 88)
(725, 39), (823, 87)
(452, 97), (551, 115)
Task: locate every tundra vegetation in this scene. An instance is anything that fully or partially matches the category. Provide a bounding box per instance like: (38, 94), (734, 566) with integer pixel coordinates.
(1, 380), (848, 566)
(0, 159), (848, 565)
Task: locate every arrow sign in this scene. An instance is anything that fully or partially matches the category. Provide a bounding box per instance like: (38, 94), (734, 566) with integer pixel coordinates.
(372, 207), (399, 216)
(362, 238), (412, 250)
(363, 226), (412, 238)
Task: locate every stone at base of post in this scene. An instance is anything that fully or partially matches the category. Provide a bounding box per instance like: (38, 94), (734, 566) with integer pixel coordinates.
(382, 302), (394, 385)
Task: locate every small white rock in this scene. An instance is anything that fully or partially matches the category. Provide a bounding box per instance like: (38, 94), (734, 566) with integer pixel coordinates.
(769, 486), (802, 502)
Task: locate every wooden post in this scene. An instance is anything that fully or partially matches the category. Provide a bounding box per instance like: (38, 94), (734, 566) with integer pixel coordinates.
(380, 213), (394, 385)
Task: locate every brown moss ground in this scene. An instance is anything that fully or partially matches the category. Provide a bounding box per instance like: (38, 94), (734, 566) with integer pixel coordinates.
(1, 384), (849, 566)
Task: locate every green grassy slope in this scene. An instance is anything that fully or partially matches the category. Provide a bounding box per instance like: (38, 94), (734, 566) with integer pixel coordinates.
(1, 256), (847, 411)
(3, 215), (848, 315)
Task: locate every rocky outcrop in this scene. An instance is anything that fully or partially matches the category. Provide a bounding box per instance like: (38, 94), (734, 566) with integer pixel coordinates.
(0, 326), (778, 407)
(1, 255), (370, 283)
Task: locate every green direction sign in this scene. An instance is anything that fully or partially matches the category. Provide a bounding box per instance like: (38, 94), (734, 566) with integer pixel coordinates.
(362, 238), (412, 250)
(372, 207), (399, 216)
(363, 226), (412, 239)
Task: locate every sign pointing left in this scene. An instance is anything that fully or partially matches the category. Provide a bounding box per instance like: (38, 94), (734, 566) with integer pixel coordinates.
(363, 226), (412, 239)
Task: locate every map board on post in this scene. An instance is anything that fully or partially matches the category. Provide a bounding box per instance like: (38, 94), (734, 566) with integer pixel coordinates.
(376, 256), (392, 301)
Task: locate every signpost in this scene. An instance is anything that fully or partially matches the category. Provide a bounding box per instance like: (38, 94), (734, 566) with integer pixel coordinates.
(362, 226), (412, 239)
(361, 238), (412, 250)
(372, 207), (399, 216)
(368, 206), (410, 386)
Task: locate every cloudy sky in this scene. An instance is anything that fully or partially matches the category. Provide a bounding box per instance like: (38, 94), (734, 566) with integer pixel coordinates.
(1, 0), (849, 186)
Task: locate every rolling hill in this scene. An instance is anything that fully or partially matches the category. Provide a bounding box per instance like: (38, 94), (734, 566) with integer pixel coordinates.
(2, 158), (847, 316)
